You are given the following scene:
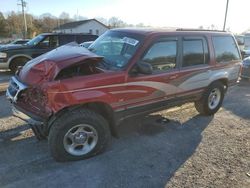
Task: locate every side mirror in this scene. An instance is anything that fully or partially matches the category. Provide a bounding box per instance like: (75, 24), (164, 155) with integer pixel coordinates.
(131, 61), (153, 75)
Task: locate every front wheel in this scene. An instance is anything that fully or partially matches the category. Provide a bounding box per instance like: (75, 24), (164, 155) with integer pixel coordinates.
(9, 57), (30, 73)
(48, 108), (111, 162)
(195, 82), (225, 115)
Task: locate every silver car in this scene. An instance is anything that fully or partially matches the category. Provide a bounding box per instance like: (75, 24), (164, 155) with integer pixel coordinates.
(241, 57), (250, 79)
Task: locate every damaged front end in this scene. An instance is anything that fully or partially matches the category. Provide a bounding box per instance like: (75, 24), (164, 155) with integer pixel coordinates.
(6, 76), (50, 139)
(6, 43), (104, 139)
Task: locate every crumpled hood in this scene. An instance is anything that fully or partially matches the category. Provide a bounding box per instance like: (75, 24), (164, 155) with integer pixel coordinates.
(18, 42), (103, 85)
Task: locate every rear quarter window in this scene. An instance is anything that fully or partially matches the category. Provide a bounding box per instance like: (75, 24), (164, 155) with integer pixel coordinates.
(212, 36), (240, 63)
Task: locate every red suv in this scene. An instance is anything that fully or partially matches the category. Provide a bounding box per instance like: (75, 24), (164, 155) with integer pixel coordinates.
(6, 29), (242, 161)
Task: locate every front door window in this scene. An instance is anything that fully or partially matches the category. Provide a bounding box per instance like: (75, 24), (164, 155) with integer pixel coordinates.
(142, 40), (177, 72)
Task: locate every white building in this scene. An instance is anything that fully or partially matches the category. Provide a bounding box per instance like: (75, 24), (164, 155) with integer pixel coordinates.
(54, 19), (109, 36)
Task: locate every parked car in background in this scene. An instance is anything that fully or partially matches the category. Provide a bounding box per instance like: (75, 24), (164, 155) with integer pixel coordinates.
(0, 39), (30, 48)
(9, 39), (30, 45)
(0, 33), (98, 73)
(241, 34), (250, 58)
(235, 35), (244, 51)
(241, 57), (250, 79)
(6, 28), (242, 162)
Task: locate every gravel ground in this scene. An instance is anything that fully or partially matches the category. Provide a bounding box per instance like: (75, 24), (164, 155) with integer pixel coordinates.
(0, 71), (11, 94)
(0, 80), (249, 188)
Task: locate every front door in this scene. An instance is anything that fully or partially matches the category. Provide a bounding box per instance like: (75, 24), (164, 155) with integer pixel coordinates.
(125, 36), (181, 110)
(31, 35), (59, 58)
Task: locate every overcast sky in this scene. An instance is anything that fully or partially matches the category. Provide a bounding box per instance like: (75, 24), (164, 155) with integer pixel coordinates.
(0, 0), (249, 33)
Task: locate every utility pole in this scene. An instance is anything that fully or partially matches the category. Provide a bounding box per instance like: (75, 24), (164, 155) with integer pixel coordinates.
(18, 0), (27, 39)
(223, 0), (229, 31)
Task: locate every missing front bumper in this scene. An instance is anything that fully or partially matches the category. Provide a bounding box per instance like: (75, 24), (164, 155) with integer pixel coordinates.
(12, 106), (47, 140)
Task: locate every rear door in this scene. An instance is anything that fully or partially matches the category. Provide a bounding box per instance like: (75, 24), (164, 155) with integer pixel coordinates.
(176, 36), (211, 98)
(124, 36), (181, 110)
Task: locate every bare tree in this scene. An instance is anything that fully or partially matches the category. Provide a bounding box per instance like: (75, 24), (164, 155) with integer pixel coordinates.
(108, 17), (125, 28)
(6, 11), (23, 37)
(59, 12), (71, 24)
(0, 12), (8, 37)
(1, 11), (150, 39)
(73, 14), (88, 21)
(198, 25), (204, 30)
(95, 17), (108, 25)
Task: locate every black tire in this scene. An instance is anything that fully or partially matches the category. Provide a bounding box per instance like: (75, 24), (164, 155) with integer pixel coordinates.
(195, 82), (225, 116)
(9, 57), (29, 74)
(48, 108), (111, 162)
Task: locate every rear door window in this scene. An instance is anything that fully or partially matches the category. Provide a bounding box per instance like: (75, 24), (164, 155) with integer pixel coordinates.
(182, 37), (209, 67)
(212, 36), (240, 62)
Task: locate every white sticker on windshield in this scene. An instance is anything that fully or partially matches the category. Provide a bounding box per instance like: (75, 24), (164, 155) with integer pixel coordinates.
(122, 37), (139, 46)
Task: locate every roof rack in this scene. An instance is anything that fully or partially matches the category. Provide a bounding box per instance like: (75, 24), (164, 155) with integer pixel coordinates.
(176, 28), (226, 32)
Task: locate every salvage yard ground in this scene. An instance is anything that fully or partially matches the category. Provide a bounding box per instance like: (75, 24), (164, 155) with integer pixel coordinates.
(0, 71), (11, 94)
(0, 79), (249, 188)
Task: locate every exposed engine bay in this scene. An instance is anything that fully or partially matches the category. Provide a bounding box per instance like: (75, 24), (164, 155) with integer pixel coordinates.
(55, 60), (102, 80)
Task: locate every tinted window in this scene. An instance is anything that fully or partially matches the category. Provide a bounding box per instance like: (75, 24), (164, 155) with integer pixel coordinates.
(59, 35), (98, 45)
(38, 35), (59, 48)
(182, 39), (208, 67)
(143, 40), (177, 72)
(244, 36), (250, 50)
(59, 35), (76, 45)
(26, 35), (44, 46)
(49, 36), (59, 48)
(212, 36), (240, 62)
(77, 35), (98, 43)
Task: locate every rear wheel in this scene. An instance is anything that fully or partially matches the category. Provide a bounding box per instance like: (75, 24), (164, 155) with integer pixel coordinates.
(195, 82), (225, 115)
(48, 108), (111, 162)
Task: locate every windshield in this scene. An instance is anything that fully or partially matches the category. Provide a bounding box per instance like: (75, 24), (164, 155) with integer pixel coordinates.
(26, 35), (45, 46)
(89, 30), (143, 70)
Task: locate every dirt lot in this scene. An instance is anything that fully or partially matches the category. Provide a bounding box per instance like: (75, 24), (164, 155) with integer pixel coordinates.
(0, 80), (249, 188)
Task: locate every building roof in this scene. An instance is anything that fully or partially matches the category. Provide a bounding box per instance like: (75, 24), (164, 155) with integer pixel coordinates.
(55, 19), (109, 30)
